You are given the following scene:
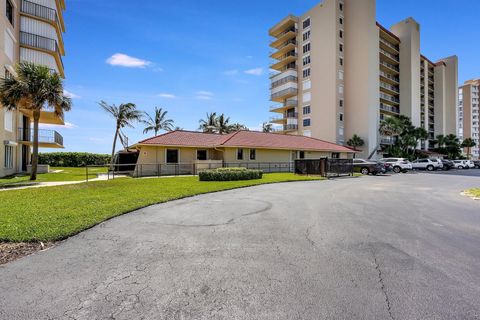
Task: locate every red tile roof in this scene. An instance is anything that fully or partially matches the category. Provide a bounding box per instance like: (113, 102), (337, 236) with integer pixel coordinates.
(137, 130), (355, 153)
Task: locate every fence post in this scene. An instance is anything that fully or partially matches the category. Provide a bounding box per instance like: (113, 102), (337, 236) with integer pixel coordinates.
(85, 165), (88, 182)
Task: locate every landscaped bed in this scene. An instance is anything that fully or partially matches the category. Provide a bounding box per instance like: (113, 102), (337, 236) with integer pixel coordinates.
(0, 173), (322, 263)
(464, 188), (480, 200)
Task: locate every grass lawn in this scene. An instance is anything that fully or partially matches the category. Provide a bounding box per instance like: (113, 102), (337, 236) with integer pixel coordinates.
(0, 167), (108, 186)
(465, 188), (480, 198)
(0, 173), (323, 242)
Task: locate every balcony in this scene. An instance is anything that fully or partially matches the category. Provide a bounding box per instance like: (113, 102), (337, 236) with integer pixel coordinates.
(380, 61), (399, 74)
(380, 92), (400, 105)
(380, 136), (395, 145)
(380, 103), (400, 114)
(270, 113), (298, 124)
(270, 99), (298, 113)
(269, 15), (298, 38)
(270, 40), (297, 59)
(20, 0), (64, 35)
(379, 37), (399, 53)
(270, 52), (297, 71)
(19, 109), (65, 125)
(270, 28), (297, 49)
(273, 124), (298, 133)
(271, 75), (297, 89)
(380, 81), (399, 94)
(17, 128), (64, 148)
(20, 31), (64, 75)
(271, 87), (298, 102)
(379, 48), (399, 64)
(380, 71), (399, 84)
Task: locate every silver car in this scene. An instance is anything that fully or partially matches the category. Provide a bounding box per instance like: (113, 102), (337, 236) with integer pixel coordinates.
(411, 159), (443, 171)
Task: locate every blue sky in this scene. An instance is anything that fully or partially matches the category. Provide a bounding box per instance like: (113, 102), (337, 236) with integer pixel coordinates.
(53, 0), (480, 154)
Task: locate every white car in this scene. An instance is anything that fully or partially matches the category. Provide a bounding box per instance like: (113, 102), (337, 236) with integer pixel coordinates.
(379, 158), (413, 173)
(453, 160), (475, 169)
(411, 159), (443, 171)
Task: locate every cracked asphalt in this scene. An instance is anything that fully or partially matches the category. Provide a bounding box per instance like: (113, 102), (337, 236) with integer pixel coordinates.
(1, 172), (480, 319)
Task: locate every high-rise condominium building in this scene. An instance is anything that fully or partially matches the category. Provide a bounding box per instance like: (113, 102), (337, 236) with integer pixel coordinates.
(458, 79), (480, 159)
(0, 0), (66, 178)
(269, 0), (458, 158)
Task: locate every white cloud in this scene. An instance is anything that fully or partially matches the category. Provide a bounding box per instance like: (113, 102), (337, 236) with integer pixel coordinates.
(63, 90), (80, 99)
(40, 121), (77, 129)
(158, 93), (176, 99)
(223, 69), (239, 76)
(244, 68), (264, 76)
(64, 122), (78, 129)
(195, 91), (214, 100)
(246, 55), (253, 59)
(106, 53), (152, 68)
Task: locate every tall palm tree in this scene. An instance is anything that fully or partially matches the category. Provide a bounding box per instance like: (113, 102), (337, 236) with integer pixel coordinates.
(379, 117), (402, 138)
(435, 134), (446, 149)
(142, 107), (174, 136)
(99, 101), (143, 168)
(347, 134), (365, 151)
(461, 138), (477, 159)
(0, 62), (72, 180)
(199, 112), (217, 133)
(229, 123), (248, 132)
(216, 113), (231, 134)
(262, 122), (273, 133)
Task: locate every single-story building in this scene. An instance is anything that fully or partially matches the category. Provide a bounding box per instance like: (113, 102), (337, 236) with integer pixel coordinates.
(130, 130), (355, 176)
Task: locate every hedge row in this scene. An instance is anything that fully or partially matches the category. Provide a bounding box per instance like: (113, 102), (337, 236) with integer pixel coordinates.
(199, 168), (263, 181)
(38, 152), (111, 167)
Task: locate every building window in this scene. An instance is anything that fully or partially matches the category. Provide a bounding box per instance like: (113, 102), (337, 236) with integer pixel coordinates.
(339, 2), (343, 11)
(339, 99), (344, 107)
(4, 109), (13, 132)
(6, 0), (14, 26)
(303, 92), (311, 103)
(303, 18), (311, 29)
(4, 145), (14, 169)
(332, 152), (340, 159)
(303, 105), (311, 115)
(249, 149), (256, 161)
(339, 17), (343, 25)
(303, 119), (311, 127)
(339, 43), (343, 52)
(339, 127), (344, 135)
(237, 148), (244, 160)
(303, 55), (311, 66)
(303, 68), (311, 78)
(166, 149), (179, 164)
(339, 30), (343, 38)
(339, 113), (344, 122)
(303, 79), (311, 91)
(339, 57), (344, 66)
(5, 68), (12, 79)
(339, 85), (344, 94)
(303, 30), (311, 41)
(299, 151), (305, 159)
(339, 70), (344, 80)
(303, 43), (311, 54)
(197, 149), (207, 161)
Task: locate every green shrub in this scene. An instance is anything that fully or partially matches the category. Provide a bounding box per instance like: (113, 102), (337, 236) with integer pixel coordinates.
(38, 152), (111, 167)
(199, 168), (263, 181)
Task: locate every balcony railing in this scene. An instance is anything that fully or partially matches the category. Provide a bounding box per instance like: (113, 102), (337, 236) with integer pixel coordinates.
(271, 75), (297, 89)
(380, 92), (400, 103)
(18, 128), (63, 146)
(380, 103), (400, 114)
(379, 38), (399, 52)
(271, 87), (297, 100)
(379, 48), (399, 62)
(273, 124), (298, 132)
(379, 71), (399, 83)
(21, 0), (59, 27)
(20, 31), (64, 70)
(380, 81), (399, 93)
(380, 61), (399, 72)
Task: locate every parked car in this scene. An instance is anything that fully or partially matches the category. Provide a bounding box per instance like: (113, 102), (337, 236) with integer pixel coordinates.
(379, 158), (413, 173)
(411, 159), (443, 171)
(452, 160), (473, 169)
(440, 159), (454, 171)
(353, 159), (386, 175)
(474, 160), (480, 169)
(465, 160), (476, 169)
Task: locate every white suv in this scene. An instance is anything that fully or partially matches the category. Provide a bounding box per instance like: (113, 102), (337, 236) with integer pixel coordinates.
(411, 159), (443, 171)
(380, 158), (413, 173)
(453, 160), (475, 169)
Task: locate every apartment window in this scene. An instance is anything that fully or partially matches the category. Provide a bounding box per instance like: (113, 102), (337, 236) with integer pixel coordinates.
(339, 99), (344, 107)
(339, 17), (343, 25)
(303, 105), (311, 115)
(303, 79), (311, 91)
(339, 43), (344, 52)
(197, 150), (207, 161)
(303, 92), (311, 102)
(339, 2), (344, 11)
(339, 70), (344, 80)
(339, 30), (343, 39)
(339, 85), (344, 94)
(339, 127), (344, 135)
(303, 68), (311, 78)
(339, 57), (344, 66)
(4, 68), (12, 79)
(303, 119), (311, 127)
(332, 153), (340, 159)
(303, 30), (311, 41)
(6, 0), (14, 26)
(299, 151), (305, 159)
(249, 149), (256, 161)
(303, 55), (311, 66)
(303, 18), (311, 29)
(303, 43), (311, 54)
(4, 109), (13, 132)
(237, 148), (244, 160)
(166, 149), (179, 164)
(339, 113), (344, 122)
(4, 145), (13, 169)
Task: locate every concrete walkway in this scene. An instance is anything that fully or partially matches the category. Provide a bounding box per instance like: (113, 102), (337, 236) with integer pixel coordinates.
(1, 173), (479, 319)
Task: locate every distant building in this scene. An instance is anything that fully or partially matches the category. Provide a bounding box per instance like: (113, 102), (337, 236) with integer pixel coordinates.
(269, 0), (458, 158)
(459, 79), (480, 159)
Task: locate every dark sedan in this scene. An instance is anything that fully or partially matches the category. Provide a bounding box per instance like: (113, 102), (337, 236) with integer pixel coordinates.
(353, 159), (386, 175)
(441, 159), (454, 171)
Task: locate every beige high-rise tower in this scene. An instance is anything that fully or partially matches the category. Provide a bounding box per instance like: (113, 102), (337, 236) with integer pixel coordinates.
(459, 79), (480, 159)
(0, 0), (66, 178)
(269, 0), (458, 158)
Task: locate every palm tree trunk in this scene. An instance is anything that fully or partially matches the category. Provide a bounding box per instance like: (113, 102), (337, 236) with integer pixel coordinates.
(30, 110), (41, 181)
(110, 127), (119, 170)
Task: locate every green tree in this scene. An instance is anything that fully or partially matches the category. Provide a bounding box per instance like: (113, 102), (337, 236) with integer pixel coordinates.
(199, 112), (217, 133)
(216, 113), (231, 134)
(347, 134), (365, 151)
(262, 122), (273, 133)
(99, 101), (143, 168)
(229, 123), (249, 132)
(142, 107), (174, 136)
(435, 134), (446, 149)
(0, 62), (72, 180)
(444, 134), (462, 159)
(461, 137), (477, 159)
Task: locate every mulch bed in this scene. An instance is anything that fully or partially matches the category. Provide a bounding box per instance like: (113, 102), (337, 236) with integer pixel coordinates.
(0, 242), (54, 266)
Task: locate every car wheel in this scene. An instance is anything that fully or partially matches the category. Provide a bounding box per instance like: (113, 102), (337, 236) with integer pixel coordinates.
(458, 166), (464, 169)
(426, 165), (434, 171)
(393, 166), (401, 174)
(361, 167), (370, 175)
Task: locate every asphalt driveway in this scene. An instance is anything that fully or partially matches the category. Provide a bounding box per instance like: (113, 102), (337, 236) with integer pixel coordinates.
(1, 173), (480, 319)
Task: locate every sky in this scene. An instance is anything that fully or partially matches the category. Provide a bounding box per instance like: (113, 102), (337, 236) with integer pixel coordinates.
(52, 0), (480, 154)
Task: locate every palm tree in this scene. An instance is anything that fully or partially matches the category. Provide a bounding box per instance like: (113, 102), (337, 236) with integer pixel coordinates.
(229, 123), (248, 132)
(461, 138), (477, 159)
(173, 126), (184, 131)
(99, 101), (143, 168)
(0, 62), (72, 180)
(435, 134), (446, 149)
(347, 134), (365, 151)
(142, 107), (174, 136)
(199, 112), (217, 133)
(379, 117), (402, 138)
(216, 113), (231, 134)
(262, 122), (273, 133)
